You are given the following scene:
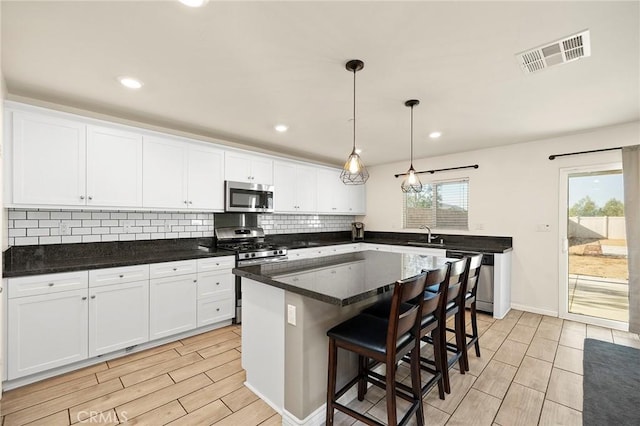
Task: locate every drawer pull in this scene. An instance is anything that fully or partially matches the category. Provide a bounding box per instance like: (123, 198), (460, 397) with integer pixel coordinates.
(173, 268), (177, 271)
(216, 263), (220, 266)
(193, 280), (197, 283)
(216, 282), (220, 286)
(91, 295), (96, 299)
(216, 308), (220, 312)
(48, 283), (54, 287)
(82, 296), (87, 300)
(119, 275), (124, 278)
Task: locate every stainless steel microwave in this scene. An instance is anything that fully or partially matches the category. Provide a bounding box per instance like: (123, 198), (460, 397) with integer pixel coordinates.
(225, 181), (274, 213)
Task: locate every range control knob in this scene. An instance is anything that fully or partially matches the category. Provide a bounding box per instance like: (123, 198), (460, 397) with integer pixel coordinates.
(273, 251), (278, 256)
(278, 250), (284, 254)
(251, 253), (256, 258)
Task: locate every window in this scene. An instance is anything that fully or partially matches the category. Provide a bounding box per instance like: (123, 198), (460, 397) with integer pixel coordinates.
(403, 178), (469, 230)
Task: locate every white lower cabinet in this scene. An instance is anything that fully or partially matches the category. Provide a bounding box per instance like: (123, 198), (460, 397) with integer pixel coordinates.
(88, 280), (149, 357)
(149, 274), (198, 340)
(196, 258), (236, 327)
(7, 288), (89, 380)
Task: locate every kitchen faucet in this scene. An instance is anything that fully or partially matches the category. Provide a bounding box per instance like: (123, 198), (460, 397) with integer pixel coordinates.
(419, 225), (439, 243)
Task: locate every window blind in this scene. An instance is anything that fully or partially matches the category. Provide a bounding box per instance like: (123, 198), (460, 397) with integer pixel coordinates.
(403, 178), (469, 230)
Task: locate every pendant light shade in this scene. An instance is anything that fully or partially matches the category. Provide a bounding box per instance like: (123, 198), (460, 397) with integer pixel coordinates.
(340, 59), (369, 185)
(401, 99), (423, 193)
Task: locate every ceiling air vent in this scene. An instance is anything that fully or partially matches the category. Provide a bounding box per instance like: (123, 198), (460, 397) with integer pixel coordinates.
(516, 30), (591, 74)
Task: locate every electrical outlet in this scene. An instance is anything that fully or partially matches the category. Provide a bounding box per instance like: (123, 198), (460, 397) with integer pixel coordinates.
(59, 221), (71, 235)
(287, 304), (297, 326)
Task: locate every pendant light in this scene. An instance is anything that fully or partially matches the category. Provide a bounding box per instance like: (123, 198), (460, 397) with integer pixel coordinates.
(401, 99), (423, 193)
(340, 59), (369, 185)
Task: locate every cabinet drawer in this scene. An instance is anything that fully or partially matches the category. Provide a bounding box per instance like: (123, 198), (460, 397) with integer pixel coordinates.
(197, 271), (234, 299)
(89, 264), (150, 288)
(197, 296), (234, 327)
(149, 260), (197, 279)
(8, 271), (88, 299)
(197, 256), (235, 273)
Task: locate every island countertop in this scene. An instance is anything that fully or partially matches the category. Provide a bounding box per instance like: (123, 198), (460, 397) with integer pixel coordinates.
(233, 250), (453, 306)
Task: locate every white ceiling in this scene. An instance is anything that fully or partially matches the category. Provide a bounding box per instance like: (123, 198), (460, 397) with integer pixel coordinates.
(2, 1), (639, 167)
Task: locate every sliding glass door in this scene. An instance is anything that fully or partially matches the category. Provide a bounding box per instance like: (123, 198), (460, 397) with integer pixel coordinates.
(559, 163), (628, 329)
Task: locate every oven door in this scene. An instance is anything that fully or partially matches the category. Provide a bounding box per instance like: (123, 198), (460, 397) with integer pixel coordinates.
(225, 181), (274, 213)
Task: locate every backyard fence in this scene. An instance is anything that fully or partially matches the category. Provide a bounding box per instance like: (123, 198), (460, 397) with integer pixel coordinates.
(569, 216), (626, 240)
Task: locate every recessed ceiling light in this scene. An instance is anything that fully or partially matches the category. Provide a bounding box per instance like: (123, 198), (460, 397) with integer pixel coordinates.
(179, 0), (208, 7)
(429, 131), (442, 139)
(118, 76), (143, 89)
(274, 124), (288, 132)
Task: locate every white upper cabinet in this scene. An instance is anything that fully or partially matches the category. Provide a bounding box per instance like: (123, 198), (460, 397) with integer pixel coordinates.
(143, 137), (224, 211)
(187, 144), (224, 210)
(143, 136), (187, 209)
(224, 151), (273, 185)
(11, 111), (87, 206)
(317, 168), (366, 215)
(273, 161), (317, 213)
(86, 125), (143, 207)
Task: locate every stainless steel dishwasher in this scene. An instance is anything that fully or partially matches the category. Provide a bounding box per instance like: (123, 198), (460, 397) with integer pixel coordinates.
(445, 250), (494, 314)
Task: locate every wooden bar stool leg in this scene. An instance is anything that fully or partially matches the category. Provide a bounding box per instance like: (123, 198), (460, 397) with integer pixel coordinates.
(471, 304), (481, 358)
(410, 345), (425, 426)
(357, 355), (367, 401)
(386, 359), (398, 426)
(456, 311), (467, 373)
(431, 328), (446, 400)
(438, 324), (451, 394)
(326, 338), (337, 425)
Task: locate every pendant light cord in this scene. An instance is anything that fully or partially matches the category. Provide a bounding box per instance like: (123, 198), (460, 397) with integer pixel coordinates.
(352, 68), (357, 152)
(410, 104), (414, 168)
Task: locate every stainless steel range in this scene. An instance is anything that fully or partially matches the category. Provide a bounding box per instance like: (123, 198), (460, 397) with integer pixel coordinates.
(215, 226), (288, 323)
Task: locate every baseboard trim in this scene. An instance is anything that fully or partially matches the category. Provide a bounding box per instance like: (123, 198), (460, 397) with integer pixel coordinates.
(510, 303), (558, 318)
(243, 381), (283, 416)
(282, 405), (326, 426)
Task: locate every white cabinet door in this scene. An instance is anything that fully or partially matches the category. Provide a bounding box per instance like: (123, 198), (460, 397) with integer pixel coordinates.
(187, 144), (224, 210)
(149, 275), (197, 339)
(88, 281), (149, 357)
(225, 152), (273, 185)
(143, 136), (187, 209)
(12, 111), (86, 206)
(197, 296), (234, 327)
(346, 184), (366, 215)
(7, 289), (88, 379)
(224, 152), (252, 183)
(273, 162), (297, 212)
(296, 165), (317, 213)
(87, 125), (143, 208)
(250, 156), (274, 185)
(317, 168), (348, 214)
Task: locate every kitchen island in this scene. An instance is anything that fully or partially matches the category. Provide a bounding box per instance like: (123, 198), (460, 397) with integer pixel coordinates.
(233, 250), (452, 425)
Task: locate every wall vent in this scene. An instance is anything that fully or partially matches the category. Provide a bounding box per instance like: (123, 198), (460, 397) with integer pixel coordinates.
(516, 30), (591, 74)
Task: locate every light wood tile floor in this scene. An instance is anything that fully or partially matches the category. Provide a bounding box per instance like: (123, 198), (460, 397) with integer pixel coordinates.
(1, 313), (639, 425)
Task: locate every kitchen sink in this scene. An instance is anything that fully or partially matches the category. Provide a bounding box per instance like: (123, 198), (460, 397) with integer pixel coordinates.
(406, 241), (445, 248)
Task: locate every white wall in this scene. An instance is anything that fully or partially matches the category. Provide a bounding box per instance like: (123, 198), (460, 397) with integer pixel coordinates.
(364, 121), (640, 316)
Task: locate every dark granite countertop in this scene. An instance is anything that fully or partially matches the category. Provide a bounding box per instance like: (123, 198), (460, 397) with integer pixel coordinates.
(267, 231), (512, 254)
(3, 238), (234, 278)
(234, 250), (453, 306)
(3, 231), (512, 279)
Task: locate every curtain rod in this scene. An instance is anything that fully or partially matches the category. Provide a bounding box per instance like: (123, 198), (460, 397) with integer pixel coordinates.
(394, 164), (478, 178)
(548, 146), (622, 160)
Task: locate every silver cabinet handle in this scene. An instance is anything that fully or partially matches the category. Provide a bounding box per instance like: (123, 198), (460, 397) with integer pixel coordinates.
(188, 201), (193, 205)
(173, 268), (177, 271)
(216, 308), (220, 312)
(193, 279), (197, 283)
(119, 275), (124, 278)
(216, 282), (220, 286)
(88, 196), (93, 200)
(0, 287), (3, 293)
(80, 195), (85, 200)
(184, 201), (188, 204)
(82, 296), (87, 300)
(48, 283), (54, 287)
(91, 295), (96, 299)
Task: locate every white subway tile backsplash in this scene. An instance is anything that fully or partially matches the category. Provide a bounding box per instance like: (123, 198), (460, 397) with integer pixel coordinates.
(8, 208), (352, 246)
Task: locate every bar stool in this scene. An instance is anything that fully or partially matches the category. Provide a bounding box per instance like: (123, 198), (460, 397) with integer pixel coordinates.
(424, 258), (468, 394)
(363, 264), (450, 400)
(326, 272), (427, 426)
(457, 254), (484, 371)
